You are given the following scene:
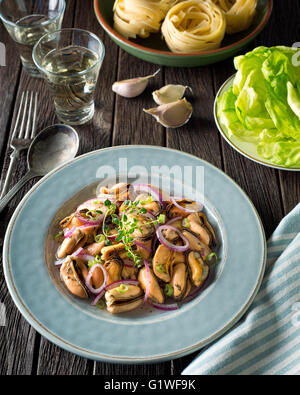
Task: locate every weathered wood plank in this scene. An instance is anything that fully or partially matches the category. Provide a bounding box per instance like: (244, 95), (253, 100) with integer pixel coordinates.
(164, 65), (223, 374)
(93, 44), (169, 376)
(211, 18), (286, 237)
(0, 24), (22, 175)
(112, 51), (164, 147)
(272, 0), (300, 215)
(35, 0), (120, 375)
(0, 0), (79, 375)
(1, 0), (300, 376)
(165, 66), (223, 169)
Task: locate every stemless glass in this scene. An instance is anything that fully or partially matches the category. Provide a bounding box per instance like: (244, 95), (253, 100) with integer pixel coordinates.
(0, 0), (65, 77)
(33, 28), (105, 125)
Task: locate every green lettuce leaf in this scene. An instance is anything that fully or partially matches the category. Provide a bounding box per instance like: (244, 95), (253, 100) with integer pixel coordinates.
(217, 46), (300, 167)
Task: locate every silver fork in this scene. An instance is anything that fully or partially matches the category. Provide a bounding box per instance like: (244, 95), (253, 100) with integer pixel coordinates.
(0, 91), (38, 198)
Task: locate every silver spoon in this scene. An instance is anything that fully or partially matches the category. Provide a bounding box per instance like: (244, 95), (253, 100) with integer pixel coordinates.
(0, 124), (79, 214)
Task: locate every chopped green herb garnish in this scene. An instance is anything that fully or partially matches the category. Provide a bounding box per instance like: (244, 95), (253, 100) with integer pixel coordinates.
(88, 259), (96, 268)
(206, 252), (218, 264)
(104, 199), (111, 207)
(182, 217), (190, 228)
(158, 214), (166, 224)
(96, 299), (105, 309)
(95, 234), (105, 243)
(54, 230), (64, 240)
(164, 284), (174, 297)
(155, 264), (166, 274)
(94, 255), (102, 263)
(116, 284), (129, 293)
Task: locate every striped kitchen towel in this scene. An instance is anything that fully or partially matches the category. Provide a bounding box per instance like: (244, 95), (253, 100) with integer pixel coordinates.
(182, 204), (300, 375)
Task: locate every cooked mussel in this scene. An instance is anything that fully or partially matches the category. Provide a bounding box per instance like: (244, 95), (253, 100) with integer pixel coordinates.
(127, 214), (155, 239)
(134, 192), (163, 216)
(57, 228), (87, 259)
(183, 279), (192, 299)
(122, 262), (138, 280)
(187, 213), (214, 248)
(152, 244), (172, 283)
(187, 251), (210, 288)
(198, 213), (217, 246)
(166, 199), (196, 219)
(170, 263), (187, 300)
(182, 229), (211, 259)
(60, 256), (89, 299)
(105, 258), (122, 284)
(133, 237), (152, 260)
(105, 284), (143, 314)
(101, 243), (127, 261)
(138, 266), (164, 304)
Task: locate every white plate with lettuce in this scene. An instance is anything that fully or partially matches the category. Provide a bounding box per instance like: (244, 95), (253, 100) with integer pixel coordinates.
(214, 46), (300, 170)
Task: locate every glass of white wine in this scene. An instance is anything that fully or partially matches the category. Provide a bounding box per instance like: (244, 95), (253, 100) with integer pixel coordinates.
(33, 28), (105, 125)
(0, 0), (65, 77)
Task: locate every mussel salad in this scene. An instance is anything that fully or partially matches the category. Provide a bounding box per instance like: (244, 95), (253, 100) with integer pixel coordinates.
(54, 183), (218, 314)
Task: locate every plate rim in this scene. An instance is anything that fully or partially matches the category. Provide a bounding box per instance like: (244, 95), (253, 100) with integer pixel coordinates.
(214, 74), (300, 172)
(93, 0), (273, 58)
(3, 145), (267, 363)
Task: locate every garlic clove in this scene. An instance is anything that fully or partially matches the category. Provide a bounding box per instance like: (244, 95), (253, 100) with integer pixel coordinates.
(152, 84), (192, 105)
(143, 98), (193, 128)
(112, 69), (160, 98)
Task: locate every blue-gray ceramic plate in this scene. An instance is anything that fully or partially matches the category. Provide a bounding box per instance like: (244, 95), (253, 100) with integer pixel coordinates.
(3, 146), (266, 363)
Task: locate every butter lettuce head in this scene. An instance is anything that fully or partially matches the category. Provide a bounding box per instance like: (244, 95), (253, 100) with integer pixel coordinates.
(217, 46), (300, 167)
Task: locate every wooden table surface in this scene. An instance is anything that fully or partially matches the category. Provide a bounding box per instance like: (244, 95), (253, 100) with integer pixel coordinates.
(0, 0), (300, 375)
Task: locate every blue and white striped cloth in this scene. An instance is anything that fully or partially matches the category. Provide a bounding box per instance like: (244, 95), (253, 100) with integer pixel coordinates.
(182, 204), (300, 375)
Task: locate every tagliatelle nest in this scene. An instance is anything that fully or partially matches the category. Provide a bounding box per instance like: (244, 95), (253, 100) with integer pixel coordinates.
(113, 0), (181, 39)
(113, 0), (258, 53)
(161, 0), (226, 53)
(212, 0), (258, 34)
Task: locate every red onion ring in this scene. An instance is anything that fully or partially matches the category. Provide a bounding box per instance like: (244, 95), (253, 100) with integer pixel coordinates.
(150, 302), (178, 311)
(104, 279), (139, 292)
(134, 241), (152, 253)
(91, 289), (105, 306)
(95, 194), (117, 202)
(131, 184), (165, 210)
(144, 211), (157, 221)
(123, 262), (134, 268)
(156, 225), (190, 252)
(54, 257), (66, 267)
(75, 211), (104, 226)
(64, 226), (76, 238)
(70, 247), (95, 262)
(144, 260), (150, 304)
(77, 197), (114, 212)
(78, 224), (98, 231)
(85, 263), (108, 295)
(166, 216), (182, 225)
(171, 197), (203, 213)
(72, 247), (84, 256)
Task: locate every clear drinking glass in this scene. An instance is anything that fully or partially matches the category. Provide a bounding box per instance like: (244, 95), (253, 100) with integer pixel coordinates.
(0, 0), (65, 77)
(33, 28), (105, 125)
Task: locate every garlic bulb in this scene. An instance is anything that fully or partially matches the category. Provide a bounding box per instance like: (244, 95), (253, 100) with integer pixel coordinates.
(112, 69), (160, 98)
(144, 98), (193, 128)
(152, 84), (191, 105)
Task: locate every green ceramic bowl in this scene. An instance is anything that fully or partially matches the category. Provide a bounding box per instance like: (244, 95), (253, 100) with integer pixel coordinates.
(94, 0), (273, 67)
